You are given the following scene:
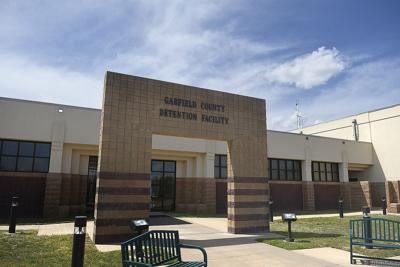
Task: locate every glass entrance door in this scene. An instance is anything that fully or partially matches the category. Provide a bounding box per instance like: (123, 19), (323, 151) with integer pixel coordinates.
(86, 155), (98, 215)
(151, 160), (176, 212)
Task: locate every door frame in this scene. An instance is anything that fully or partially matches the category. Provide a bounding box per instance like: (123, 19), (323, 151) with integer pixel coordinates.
(150, 159), (176, 212)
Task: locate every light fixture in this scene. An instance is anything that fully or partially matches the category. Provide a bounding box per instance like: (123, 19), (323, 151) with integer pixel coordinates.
(58, 107), (64, 113)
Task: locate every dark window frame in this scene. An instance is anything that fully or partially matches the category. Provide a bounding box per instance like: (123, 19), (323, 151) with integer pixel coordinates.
(312, 161), (339, 182)
(268, 158), (302, 181)
(0, 139), (51, 173)
(151, 159), (176, 212)
(214, 154), (227, 179)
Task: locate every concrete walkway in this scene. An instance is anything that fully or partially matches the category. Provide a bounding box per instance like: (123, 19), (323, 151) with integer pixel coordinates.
(2, 212), (398, 266)
(148, 217), (352, 266)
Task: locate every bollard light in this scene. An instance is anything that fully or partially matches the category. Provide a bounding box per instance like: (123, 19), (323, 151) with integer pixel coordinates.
(71, 216), (87, 267)
(338, 199), (344, 219)
(362, 206), (373, 249)
(130, 219), (149, 236)
(362, 206), (370, 217)
(281, 213), (297, 242)
(8, 196), (19, 234)
(269, 200), (274, 222)
(382, 197), (387, 215)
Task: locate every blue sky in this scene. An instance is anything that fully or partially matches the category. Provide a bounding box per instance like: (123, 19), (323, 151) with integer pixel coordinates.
(1, 0), (400, 130)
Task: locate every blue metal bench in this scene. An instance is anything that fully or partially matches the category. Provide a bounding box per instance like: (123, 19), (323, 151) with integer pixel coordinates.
(350, 218), (400, 265)
(121, 230), (207, 267)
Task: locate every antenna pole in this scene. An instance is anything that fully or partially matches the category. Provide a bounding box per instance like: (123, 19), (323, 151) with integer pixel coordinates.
(296, 101), (301, 129)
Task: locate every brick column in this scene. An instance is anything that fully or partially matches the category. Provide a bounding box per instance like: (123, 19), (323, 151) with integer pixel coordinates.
(43, 122), (65, 217)
(339, 182), (351, 209)
(302, 181), (315, 211)
(302, 157), (315, 211)
(228, 177), (269, 233)
(227, 134), (269, 234)
(43, 173), (63, 217)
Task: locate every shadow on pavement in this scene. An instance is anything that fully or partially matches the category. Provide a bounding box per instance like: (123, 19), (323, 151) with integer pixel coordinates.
(149, 214), (192, 226)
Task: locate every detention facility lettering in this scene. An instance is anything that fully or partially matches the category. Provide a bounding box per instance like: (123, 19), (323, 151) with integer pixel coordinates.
(160, 97), (229, 125)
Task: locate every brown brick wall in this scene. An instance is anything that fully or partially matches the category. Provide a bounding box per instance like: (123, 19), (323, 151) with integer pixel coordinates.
(302, 181), (315, 211)
(339, 182), (351, 209)
(370, 182), (386, 207)
(269, 181), (303, 211)
(94, 172), (150, 243)
(59, 174), (88, 217)
(215, 179), (227, 214)
(0, 172), (47, 218)
(314, 182), (341, 210)
(43, 173), (63, 217)
(227, 177), (269, 234)
(386, 181), (400, 203)
(349, 181), (371, 209)
(175, 177), (216, 213)
(385, 181), (400, 213)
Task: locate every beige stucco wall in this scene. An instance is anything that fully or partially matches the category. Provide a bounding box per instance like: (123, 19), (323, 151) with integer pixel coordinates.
(267, 130), (372, 165)
(0, 97), (100, 145)
(5, 96), (397, 182)
(61, 144), (98, 175)
(0, 97), (100, 175)
(294, 104), (400, 181)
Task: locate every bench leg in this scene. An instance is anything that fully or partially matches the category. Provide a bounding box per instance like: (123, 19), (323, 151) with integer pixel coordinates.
(350, 240), (353, 264)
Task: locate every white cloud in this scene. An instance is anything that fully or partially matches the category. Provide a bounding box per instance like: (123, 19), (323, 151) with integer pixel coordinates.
(103, 1), (289, 94)
(0, 54), (102, 108)
(265, 47), (347, 89)
(0, 1), (290, 107)
(269, 111), (298, 131)
(268, 58), (400, 130)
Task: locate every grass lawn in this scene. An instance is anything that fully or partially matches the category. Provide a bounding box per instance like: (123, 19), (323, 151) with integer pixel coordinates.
(0, 230), (121, 267)
(261, 215), (400, 258)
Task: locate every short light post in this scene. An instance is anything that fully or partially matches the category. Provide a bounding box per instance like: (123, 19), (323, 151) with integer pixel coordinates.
(9, 196), (19, 233)
(382, 197), (387, 215)
(282, 213), (297, 242)
(130, 219), (149, 236)
(362, 206), (373, 249)
(130, 219), (149, 257)
(71, 216), (87, 267)
(339, 199), (344, 218)
(269, 200), (274, 222)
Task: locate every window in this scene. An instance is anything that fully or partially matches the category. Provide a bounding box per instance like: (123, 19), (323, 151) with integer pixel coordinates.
(0, 139), (51, 173)
(151, 160), (176, 211)
(268, 158), (302, 181)
(312, 161), (339, 182)
(214, 154), (227, 178)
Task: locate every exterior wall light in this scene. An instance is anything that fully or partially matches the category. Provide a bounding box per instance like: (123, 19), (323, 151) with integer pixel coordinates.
(58, 107), (64, 113)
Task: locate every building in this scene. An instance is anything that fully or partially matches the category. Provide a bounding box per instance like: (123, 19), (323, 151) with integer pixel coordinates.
(0, 71), (399, 243)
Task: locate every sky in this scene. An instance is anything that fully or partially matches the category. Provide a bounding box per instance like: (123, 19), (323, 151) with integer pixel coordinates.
(1, 0), (400, 130)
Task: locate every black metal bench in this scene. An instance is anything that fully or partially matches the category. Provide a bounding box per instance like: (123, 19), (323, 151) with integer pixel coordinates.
(121, 230), (207, 267)
(350, 218), (400, 265)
